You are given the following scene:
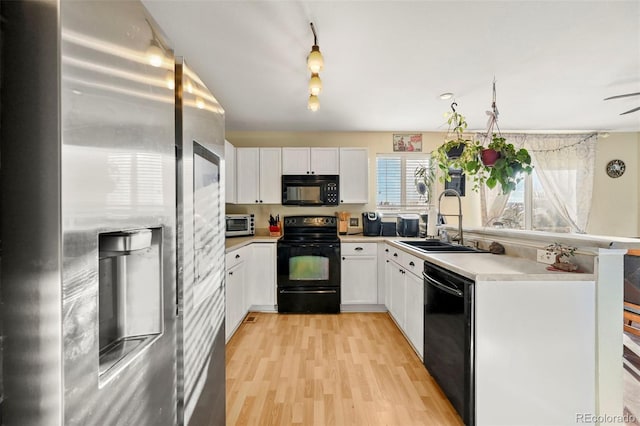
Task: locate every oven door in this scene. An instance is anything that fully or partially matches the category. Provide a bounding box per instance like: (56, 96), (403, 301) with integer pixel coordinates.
(277, 241), (341, 313)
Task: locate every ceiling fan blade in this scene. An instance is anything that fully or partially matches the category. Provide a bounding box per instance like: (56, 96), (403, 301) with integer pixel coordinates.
(620, 106), (640, 115)
(604, 92), (640, 100)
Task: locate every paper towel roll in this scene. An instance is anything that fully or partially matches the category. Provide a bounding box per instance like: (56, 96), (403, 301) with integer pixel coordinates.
(426, 205), (438, 237)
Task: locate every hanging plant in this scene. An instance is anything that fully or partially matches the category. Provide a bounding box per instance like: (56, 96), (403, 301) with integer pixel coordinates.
(433, 80), (534, 194)
(431, 102), (483, 185)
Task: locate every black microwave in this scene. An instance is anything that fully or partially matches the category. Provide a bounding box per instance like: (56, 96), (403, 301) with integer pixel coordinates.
(281, 175), (339, 206)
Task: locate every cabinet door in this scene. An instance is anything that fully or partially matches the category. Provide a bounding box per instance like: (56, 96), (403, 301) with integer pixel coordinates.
(389, 264), (406, 329)
(247, 243), (276, 307)
(259, 147), (282, 203)
(339, 148), (368, 203)
(281, 147), (310, 174)
(310, 148), (339, 174)
(225, 261), (245, 341)
(341, 255), (378, 304)
(236, 147), (260, 204)
(404, 270), (424, 358)
(224, 140), (236, 204)
(384, 249), (393, 309)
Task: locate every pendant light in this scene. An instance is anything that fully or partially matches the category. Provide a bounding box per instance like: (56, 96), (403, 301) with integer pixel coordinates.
(308, 94), (320, 111)
(308, 73), (322, 96)
(307, 23), (323, 111)
(307, 23), (324, 73)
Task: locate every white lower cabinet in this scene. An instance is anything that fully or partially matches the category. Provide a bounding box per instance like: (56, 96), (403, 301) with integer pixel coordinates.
(404, 269), (423, 358)
(225, 253), (246, 342)
(341, 243), (377, 305)
(226, 242), (278, 342)
(246, 243), (276, 309)
(385, 243), (423, 358)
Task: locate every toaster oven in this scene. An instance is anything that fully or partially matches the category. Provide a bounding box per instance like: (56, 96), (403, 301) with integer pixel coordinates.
(225, 214), (255, 237)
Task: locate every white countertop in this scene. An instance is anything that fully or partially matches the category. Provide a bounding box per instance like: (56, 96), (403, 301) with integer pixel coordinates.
(226, 235), (595, 281)
(386, 240), (595, 282)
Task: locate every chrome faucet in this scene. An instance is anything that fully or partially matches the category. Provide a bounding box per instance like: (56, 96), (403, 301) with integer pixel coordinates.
(437, 189), (463, 245)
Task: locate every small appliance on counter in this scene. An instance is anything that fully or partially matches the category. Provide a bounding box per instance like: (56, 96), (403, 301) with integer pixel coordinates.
(396, 214), (420, 237)
(362, 212), (383, 236)
(225, 213), (255, 237)
(347, 216), (363, 235)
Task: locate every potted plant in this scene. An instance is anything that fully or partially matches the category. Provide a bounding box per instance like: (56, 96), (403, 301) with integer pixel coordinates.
(431, 103), (483, 184)
(545, 243), (578, 272)
(414, 160), (436, 204)
(483, 134), (533, 194)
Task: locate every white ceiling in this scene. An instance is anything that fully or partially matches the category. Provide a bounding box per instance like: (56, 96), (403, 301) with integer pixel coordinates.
(143, 0), (640, 133)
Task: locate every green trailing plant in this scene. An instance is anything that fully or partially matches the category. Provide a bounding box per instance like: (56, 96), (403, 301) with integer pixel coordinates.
(483, 134), (533, 194)
(431, 104), (482, 184)
(413, 160), (436, 204)
(431, 100), (534, 194)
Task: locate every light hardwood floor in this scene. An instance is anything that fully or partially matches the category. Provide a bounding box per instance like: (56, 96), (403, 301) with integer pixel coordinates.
(226, 312), (462, 426)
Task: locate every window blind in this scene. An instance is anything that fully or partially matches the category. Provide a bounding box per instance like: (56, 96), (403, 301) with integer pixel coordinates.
(376, 154), (430, 209)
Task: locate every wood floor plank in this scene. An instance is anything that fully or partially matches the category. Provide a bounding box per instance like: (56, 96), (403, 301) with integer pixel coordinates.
(225, 312), (463, 426)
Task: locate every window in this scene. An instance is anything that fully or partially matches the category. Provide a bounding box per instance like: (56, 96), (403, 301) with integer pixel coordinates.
(498, 171), (572, 232)
(376, 154), (430, 210)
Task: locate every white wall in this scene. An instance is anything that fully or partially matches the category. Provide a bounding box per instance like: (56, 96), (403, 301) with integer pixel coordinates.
(226, 131), (640, 237)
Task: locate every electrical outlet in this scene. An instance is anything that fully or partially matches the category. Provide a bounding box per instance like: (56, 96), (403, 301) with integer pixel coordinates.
(536, 249), (555, 264)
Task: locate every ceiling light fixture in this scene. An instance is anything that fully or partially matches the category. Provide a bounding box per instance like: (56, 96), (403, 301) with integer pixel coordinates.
(308, 94), (320, 111)
(309, 73), (322, 96)
(439, 92), (454, 100)
(145, 19), (165, 68)
(307, 23), (323, 111)
(307, 23), (324, 73)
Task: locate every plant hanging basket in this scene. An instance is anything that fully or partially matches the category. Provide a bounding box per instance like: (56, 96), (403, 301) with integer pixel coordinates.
(481, 148), (500, 166)
(446, 144), (465, 159)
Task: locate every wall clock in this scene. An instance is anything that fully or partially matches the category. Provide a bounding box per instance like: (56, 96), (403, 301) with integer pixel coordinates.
(606, 159), (626, 178)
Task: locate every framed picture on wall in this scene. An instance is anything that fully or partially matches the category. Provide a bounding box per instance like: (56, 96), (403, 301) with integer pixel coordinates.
(393, 134), (422, 152)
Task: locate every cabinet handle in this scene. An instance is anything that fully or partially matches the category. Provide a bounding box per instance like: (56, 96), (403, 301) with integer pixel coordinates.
(255, 200), (258, 203)
(393, 253), (398, 257)
(385, 248), (389, 252)
(229, 271), (233, 275)
(259, 200), (263, 203)
(409, 261), (415, 266)
(354, 247), (363, 251)
(235, 254), (240, 259)
(311, 171), (315, 174)
(306, 171), (310, 174)
(386, 260), (389, 263)
(342, 256), (345, 260)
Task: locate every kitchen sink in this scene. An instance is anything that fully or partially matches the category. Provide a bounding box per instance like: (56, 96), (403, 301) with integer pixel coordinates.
(397, 240), (487, 253)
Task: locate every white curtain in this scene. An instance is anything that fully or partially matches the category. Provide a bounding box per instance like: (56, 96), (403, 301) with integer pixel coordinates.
(475, 133), (596, 232)
(476, 133), (526, 226)
(525, 134), (596, 233)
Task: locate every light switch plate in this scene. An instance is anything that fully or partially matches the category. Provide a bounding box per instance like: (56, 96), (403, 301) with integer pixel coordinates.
(536, 249), (555, 264)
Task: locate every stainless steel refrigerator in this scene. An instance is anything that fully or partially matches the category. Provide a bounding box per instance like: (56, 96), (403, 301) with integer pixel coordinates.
(1, 1), (202, 424)
(174, 59), (226, 426)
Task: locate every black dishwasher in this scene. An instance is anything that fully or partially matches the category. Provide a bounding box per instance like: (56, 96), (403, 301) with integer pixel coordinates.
(423, 261), (474, 425)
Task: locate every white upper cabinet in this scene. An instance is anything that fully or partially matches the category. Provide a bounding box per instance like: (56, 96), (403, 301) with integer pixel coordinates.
(236, 147), (281, 204)
(224, 140), (236, 204)
(258, 148), (282, 203)
(310, 148), (340, 174)
(282, 147), (339, 175)
(339, 147), (368, 204)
